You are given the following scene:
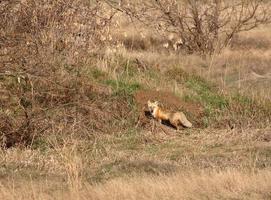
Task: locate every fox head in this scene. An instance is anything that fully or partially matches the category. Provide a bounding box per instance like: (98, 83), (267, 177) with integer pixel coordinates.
(147, 100), (159, 113)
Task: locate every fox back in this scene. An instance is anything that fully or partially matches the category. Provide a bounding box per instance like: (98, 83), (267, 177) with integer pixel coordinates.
(147, 100), (192, 128)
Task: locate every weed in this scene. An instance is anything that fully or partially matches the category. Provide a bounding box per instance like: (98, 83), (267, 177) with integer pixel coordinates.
(105, 79), (141, 97)
(90, 68), (107, 81)
(167, 67), (228, 111)
(185, 78), (228, 110)
(31, 137), (50, 152)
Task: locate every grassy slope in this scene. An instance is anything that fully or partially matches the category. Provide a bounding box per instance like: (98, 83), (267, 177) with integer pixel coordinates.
(1, 26), (271, 200)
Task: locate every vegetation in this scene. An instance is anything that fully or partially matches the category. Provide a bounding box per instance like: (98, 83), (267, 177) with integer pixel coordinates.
(0, 0), (271, 199)
(106, 0), (271, 54)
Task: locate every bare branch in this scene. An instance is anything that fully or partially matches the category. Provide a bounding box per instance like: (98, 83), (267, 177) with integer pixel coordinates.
(111, 0), (271, 54)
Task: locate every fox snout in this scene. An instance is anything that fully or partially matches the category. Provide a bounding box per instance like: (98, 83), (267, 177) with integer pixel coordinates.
(147, 100), (159, 115)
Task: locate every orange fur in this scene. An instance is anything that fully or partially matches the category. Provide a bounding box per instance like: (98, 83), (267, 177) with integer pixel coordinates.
(148, 100), (192, 129)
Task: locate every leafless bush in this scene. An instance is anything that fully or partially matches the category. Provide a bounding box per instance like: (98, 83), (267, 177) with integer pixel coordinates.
(107, 0), (271, 54)
(0, 0), (115, 70)
(0, 0), (119, 148)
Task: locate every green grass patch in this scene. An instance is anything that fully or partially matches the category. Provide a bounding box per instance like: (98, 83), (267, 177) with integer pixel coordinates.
(231, 93), (254, 106)
(166, 67), (228, 112)
(180, 73), (228, 121)
(90, 68), (107, 80)
(165, 67), (271, 128)
(105, 79), (141, 96)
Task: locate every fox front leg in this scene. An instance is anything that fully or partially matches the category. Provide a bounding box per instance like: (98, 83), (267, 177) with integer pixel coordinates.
(172, 121), (179, 131)
(174, 126), (181, 134)
(175, 125), (179, 132)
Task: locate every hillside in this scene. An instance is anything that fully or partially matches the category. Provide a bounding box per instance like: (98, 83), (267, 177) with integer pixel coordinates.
(0, 1), (271, 199)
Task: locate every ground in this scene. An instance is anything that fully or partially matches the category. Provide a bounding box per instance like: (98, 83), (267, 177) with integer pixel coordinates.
(1, 9), (271, 200)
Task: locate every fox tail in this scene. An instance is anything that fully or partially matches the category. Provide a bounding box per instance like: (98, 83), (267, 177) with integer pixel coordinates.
(179, 112), (192, 128)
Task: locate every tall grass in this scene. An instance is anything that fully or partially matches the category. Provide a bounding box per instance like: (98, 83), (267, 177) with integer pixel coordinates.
(1, 169), (271, 200)
(0, 1), (271, 200)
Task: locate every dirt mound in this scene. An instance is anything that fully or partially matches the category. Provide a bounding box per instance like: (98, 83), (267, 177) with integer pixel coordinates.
(0, 77), (129, 148)
(134, 90), (205, 129)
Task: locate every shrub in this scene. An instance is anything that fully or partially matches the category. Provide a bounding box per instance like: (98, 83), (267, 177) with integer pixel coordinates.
(107, 0), (271, 54)
(0, 0), (116, 148)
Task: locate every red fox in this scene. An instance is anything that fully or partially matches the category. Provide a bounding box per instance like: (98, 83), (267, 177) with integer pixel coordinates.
(147, 100), (192, 129)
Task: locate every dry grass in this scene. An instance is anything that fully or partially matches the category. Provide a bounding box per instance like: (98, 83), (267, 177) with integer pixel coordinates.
(0, 126), (271, 199)
(112, 24), (271, 101)
(1, 2), (271, 199)
(1, 127), (270, 178)
(86, 169), (271, 200)
(0, 169), (271, 200)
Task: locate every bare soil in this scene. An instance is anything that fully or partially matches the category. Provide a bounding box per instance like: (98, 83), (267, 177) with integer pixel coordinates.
(134, 90), (205, 130)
